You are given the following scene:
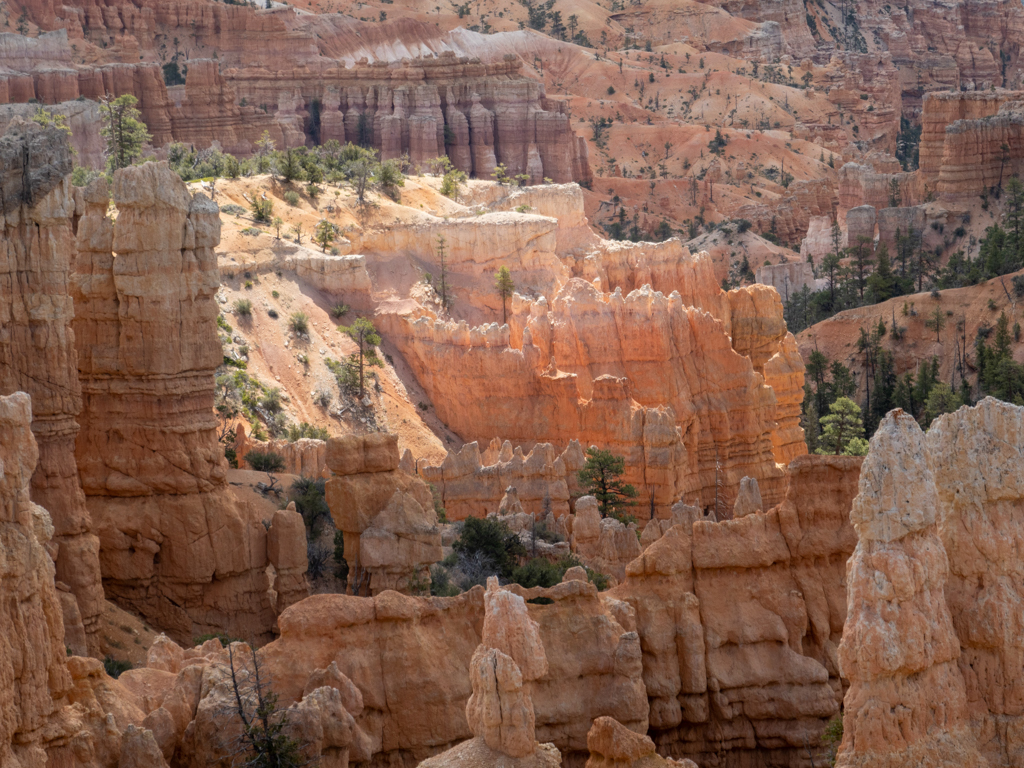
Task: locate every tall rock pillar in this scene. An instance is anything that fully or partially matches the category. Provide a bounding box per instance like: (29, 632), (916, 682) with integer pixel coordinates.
(836, 409), (987, 768)
(73, 161), (277, 644)
(0, 118), (104, 653)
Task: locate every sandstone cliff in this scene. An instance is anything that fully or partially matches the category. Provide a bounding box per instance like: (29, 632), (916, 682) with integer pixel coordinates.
(324, 433), (442, 595)
(928, 398), (1024, 768)
(0, 118), (104, 653)
(72, 162), (296, 643)
(384, 275), (798, 515)
(0, 24), (591, 183)
(0, 390), (164, 768)
(836, 409), (987, 768)
(418, 438), (585, 521)
(609, 453), (862, 766)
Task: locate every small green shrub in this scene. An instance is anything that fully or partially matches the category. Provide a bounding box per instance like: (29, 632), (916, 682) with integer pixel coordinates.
(288, 311), (309, 334)
(192, 632), (239, 648)
(244, 449), (286, 473)
(283, 190), (301, 207)
(103, 656), (132, 679)
(330, 303), (350, 319)
(453, 517), (526, 580)
(233, 299), (253, 316)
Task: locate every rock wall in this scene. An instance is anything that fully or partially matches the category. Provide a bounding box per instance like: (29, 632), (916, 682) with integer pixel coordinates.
(835, 409), (986, 768)
(755, 261), (816, 300)
(821, 52), (903, 155)
(927, 398), (1024, 768)
(324, 433), (442, 596)
(0, 118), (104, 652)
(733, 177), (837, 246)
(837, 162), (916, 213)
(71, 162), (286, 644)
(0, 391), (76, 768)
(234, 425), (328, 479)
(0, 26), (591, 183)
(610, 453), (862, 767)
(763, 334), (807, 466)
(853, 0), (1024, 115)
(385, 275), (797, 515)
(0, 390), (160, 768)
(418, 438), (585, 521)
(916, 89), (1024, 200)
(260, 577), (648, 767)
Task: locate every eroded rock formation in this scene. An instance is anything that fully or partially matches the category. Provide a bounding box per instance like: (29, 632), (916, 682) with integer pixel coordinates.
(610, 453), (862, 766)
(420, 578), (560, 767)
(0, 23), (591, 183)
(385, 274), (799, 515)
(836, 409), (986, 768)
(0, 390), (159, 768)
(418, 438), (584, 521)
(72, 162), (298, 643)
(0, 118), (104, 652)
(585, 716), (698, 768)
(234, 425), (328, 479)
(927, 398), (1024, 767)
(324, 432), (441, 595)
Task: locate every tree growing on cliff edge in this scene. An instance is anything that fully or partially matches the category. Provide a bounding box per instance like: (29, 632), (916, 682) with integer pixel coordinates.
(338, 318), (382, 398)
(816, 397), (869, 456)
(578, 447), (638, 522)
(314, 219), (336, 253)
(100, 94), (151, 172)
(495, 266), (515, 325)
(435, 235), (452, 311)
(225, 643), (306, 768)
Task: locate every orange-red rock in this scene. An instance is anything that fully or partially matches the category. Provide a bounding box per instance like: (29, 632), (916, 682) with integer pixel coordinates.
(609, 453), (861, 766)
(0, 118), (104, 652)
(836, 410), (984, 768)
(72, 162), (295, 643)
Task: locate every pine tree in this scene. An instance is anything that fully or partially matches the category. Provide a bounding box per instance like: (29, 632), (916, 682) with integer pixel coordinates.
(923, 383), (963, 428)
(339, 318), (382, 397)
(314, 219), (336, 252)
(436, 235), (451, 311)
(100, 94), (152, 172)
(577, 447), (638, 522)
(866, 243), (896, 303)
(495, 266), (515, 325)
(816, 397), (869, 456)
(849, 236), (874, 299)
(925, 304), (945, 341)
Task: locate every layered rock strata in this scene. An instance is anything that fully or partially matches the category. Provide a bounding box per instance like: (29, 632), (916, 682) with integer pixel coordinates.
(927, 398), (1024, 768)
(917, 90), (1024, 200)
(835, 409), (986, 768)
(72, 162), (294, 643)
(324, 433), (442, 595)
(418, 438), (585, 521)
(0, 390), (162, 768)
(234, 425), (328, 479)
(386, 275), (798, 515)
(0, 118), (104, 651)
(0, 27), (591, 183)
(610, 453), (862, 766)
(257, 574), (648, 766)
